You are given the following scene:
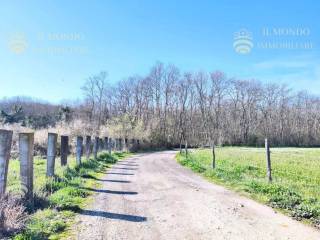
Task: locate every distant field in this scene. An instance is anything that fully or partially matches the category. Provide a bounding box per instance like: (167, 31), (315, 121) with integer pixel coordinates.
(177, 147), (320, 227)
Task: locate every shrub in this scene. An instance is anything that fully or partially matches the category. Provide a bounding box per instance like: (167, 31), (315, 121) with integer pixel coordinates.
(246, 181), (302, 209)
(14, 209), (68, 240)
(48, 187), (88, 211)
(42, 177), (66, 194)
(178, 155), (206, 173)
(291, 203), (319, 220)
(62, 167), (79, 180)
(0, 195), (28, 237)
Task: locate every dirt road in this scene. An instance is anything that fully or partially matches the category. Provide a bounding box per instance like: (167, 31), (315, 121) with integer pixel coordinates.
(72, 151), (320, 240)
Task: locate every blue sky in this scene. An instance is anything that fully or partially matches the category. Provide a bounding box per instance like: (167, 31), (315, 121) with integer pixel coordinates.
(0, 1), (319, 103)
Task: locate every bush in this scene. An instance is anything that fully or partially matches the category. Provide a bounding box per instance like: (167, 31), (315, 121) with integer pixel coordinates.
(246, 181), (302, 209)
(0, 195), (28, 237)
(48, 186), (89, 211)
(42, 177), (66, 194)
(14, 209), (69, 240)
(32, 191), (50, 211)
(62, 167), (79, 180)
(178, 155), (206, 173)
(291, 203), (320, 220)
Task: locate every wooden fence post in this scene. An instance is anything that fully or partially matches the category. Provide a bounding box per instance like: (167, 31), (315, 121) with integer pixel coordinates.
(0, 129), (13, 196)
(108, 138), (112, 154)
(101, 138), (104, 151)
(118, 138), (120, 151)
(137, 139), (140, 150)
(93, 137), (99, 159)
(185, 140), (188, 156)
(99, 138), (103, 152)
(212, 143), (216, 169)
(119, 138), (123, 152)
(129, 139), (134, 152)
(61, 135), (69, 166)
(113, 138), (117, 151)
(19, 132), (34, 202)
(97, 138), (101, 152)
(85, 136), (91, 160)
(265, 138), (272, 182)
(116, 138), (120, 151)
(76, 136), (83, 165)
(46, 133), (57, 177)
(104, 137), (108, 151)
(124, 138), (128, 152)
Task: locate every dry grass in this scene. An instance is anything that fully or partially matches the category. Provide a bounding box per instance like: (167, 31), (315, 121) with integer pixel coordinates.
(0, 195), (28, 237)
(0, 120), (96, 155)
(1, 118), (148, 157)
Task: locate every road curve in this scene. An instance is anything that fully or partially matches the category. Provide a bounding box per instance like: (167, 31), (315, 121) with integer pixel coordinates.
(72, 151), (320, 240)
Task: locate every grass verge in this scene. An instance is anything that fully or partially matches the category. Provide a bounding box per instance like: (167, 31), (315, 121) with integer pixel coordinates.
(176, 147), (320, 228)
(4, 151), (131, 240)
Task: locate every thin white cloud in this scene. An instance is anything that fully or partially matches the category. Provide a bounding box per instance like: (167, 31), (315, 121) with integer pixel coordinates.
(253, 54), (317, 70)
(254, 60), (312, 69)
(251, 54), (320, 93)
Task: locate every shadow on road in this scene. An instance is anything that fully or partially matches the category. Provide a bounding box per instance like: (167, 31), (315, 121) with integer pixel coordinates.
(82, 175), (131, 183)
(112, 167), (138, 170)
(80, 210), (147, 222)
(118, 162), (138, 165)
(116, 163), (139, 167)
(104, 179), (131, 183)
(107, 172), (134, 175)
(82, 174), (103, 180)
(81, 187), (138, 195)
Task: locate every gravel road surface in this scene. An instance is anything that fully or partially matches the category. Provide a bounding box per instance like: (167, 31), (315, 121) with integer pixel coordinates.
(72, 151), (320, 240)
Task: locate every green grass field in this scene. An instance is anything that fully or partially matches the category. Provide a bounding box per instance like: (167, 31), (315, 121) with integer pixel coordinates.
(177, 147), (320, 227)
(5, 151), (131, 240)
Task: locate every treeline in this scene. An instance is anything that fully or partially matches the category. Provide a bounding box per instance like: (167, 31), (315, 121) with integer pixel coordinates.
(80, 62), (320, 147)
(2, 62), (320, 147)
(0, 96), (72, 129)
